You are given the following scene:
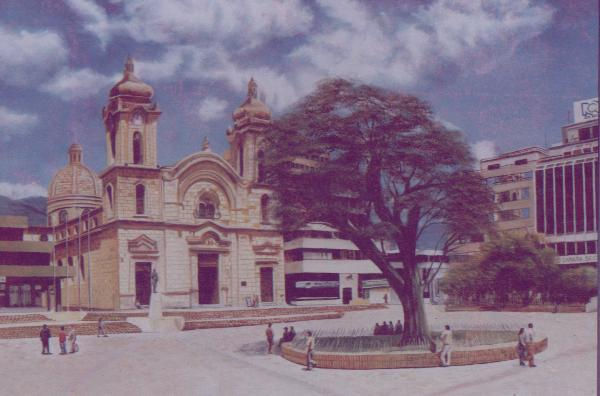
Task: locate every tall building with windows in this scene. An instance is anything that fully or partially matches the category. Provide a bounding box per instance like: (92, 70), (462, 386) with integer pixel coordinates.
(48, 59), (284, 310)
(467, 97), (598, 268)
(534, 98), (598, 267)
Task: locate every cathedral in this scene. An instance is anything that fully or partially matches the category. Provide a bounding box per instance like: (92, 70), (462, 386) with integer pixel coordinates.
(47, 58), (284, 310)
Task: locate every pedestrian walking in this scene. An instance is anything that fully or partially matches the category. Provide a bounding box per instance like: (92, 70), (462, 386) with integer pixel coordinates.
(305, 331), (316, 370)
(383, 293), (388, 304)
(440, 325), (452, 367)
(524, 323), (536, 367)
(265, 323), (274, 354)
(68, 327), (79, 353)
(97, 317), (108, 337)
(59, 326), (67, 355)
(40, 324), (51, 355)
(517, 328), (527, 366)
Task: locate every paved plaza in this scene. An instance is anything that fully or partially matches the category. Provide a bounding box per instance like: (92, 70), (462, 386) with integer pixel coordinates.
(0, 304), (595, 396)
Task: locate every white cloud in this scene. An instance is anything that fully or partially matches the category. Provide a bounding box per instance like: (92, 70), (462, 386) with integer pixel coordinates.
(41, 68), (118, 100)
(0, 27), (68, 86)
(292, 0), (554, 89)
(68, 0), (314, 49)
(65, 0), (115, 48)
(0, 182), (47, 199)
(0, 106), (39, 141)
(197, 97), (228, 122)
(135, 48), (185, 81)
(471, 140), (498, 162)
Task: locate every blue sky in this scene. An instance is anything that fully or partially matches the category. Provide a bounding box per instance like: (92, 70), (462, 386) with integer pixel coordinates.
(0, 0), (597, 198)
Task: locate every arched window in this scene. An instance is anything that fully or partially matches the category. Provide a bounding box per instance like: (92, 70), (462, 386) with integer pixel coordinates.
(110, 128), (117, 158)
(79, 256), (85, 280)
(82, 209), (89, 231)
(261, 195), (270, 224)
(195, 192), (219, 219)
(133, 132), (143, 164)
(106, 185), (113, 210)
(59, 210), (68, 224)
(136, 184), (145, 215)
(239, 144), (244, 176)
(257, 150), (265, 182)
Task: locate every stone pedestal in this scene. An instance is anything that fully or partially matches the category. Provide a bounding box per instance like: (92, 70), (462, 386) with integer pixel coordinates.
(149, 293), (163, 319)
(127, 293), (184, 333)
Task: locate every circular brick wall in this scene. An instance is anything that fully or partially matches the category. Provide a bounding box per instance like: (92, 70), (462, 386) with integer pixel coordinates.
(281, 336), (548, 369)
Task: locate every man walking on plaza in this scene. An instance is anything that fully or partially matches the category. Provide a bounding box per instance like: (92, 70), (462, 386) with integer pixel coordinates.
(58, 326), (67, 355)
(40, 324), (51, 355)
(440, 324), (452, 367)
(265, 323), (274, 354)
(524, 323), (536, 367)
(305, 331), (316, 370)
(97, 317), (108, 337)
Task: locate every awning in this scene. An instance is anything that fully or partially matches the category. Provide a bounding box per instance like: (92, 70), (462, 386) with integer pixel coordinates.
(0, 265), (73, 278)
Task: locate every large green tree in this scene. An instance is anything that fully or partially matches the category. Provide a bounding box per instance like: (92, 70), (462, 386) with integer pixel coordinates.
(263, 79), (494, 345)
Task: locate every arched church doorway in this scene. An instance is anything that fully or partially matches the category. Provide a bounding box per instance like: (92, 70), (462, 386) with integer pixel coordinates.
(198, 253), (219, 304)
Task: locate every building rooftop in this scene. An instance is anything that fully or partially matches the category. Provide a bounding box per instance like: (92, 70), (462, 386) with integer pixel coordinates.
(0, 216), (28, 229)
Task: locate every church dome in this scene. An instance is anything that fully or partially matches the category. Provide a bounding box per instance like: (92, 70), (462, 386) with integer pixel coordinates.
(48, 144), (101, 200)
(233, 78), (271, 121)
(109, 57), (154, 99)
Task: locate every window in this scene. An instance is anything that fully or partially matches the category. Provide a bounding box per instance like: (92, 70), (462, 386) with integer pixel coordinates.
(261, 195), (270, 223)
(487, 163), (500, 170)
(498, 191), (510, 203)
(520, 188), (530, 200)
(68, 257), (73, 266)
(515, 158), (528, 165)
(498, 210), (519, 221)
(239, 144), (244, 176)
(135, 184), (145, 214)
(521, 208), (530, 219)
(106, 185), (113, 209)
(133, 132), (143, 164)
(40, 234), (48, 242)
(587, 241), (597, 254)
(195, 194), (218, 219)
(566, 242), (576, 255)
(59, 210), (68, 224)
(257, 150), (265, 182)
(522, 171), (533, 180)
(564, 151), (572, 157)
(592, 125), (599, 138)
(556, 243), (565, 256)
(79, 256), (85, 280)
(57, 260), (63, 267)
(576, 241), (586, 255)
(578, 128), (591, 141)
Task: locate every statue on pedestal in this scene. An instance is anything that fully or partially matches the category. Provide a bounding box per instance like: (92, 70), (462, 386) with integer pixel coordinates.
(151, 268), (159, 293)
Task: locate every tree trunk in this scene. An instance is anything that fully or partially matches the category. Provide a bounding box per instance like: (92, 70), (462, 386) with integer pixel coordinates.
(398, 271), (431, 347)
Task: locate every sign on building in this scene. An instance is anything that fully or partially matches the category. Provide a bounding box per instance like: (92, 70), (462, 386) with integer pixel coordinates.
(573, 98), (598, 123)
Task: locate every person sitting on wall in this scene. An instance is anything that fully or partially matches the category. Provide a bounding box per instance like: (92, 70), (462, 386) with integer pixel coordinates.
(388, 321), (394, 335)
(395, 320), (403, 335)
(381, 322), (389, 335)
(288, 326), (296, 342)
(374, 323), (381, 336)
(279, 327), (290, 347)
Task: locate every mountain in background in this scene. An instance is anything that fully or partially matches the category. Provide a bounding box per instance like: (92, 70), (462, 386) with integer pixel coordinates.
(0, 195), (47, 226)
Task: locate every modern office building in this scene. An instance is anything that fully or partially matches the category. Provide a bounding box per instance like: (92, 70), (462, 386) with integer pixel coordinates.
(0, 216), (69, 309)
(462, 97), (598, 268)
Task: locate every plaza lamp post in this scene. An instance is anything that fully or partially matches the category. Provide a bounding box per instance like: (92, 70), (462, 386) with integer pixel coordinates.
(87, 209), (92, 310)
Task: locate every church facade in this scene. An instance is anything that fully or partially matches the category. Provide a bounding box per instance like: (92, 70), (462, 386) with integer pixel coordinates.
(47, 58), (285, 310)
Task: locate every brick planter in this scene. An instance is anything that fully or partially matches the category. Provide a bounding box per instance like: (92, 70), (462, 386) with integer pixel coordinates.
(0, 314), (52, 324)
(281, 337), (548, 369)
(445, 304), (585, 313)
(183, 312), (343, 330)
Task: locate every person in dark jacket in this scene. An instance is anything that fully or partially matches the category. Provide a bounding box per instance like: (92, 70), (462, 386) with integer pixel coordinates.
(40, 324), (51, 355)
(288, 326), (296, 341)
(395, 320), (403, 335)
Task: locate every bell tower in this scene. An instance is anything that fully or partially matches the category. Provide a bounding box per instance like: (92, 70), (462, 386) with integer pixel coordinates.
(102, 57), (161, 168)
(227, 78), (271, 182)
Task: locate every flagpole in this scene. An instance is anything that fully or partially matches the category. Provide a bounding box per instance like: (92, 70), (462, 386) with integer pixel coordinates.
(78, 207), (82, 310)
(87, 210), (92, 310)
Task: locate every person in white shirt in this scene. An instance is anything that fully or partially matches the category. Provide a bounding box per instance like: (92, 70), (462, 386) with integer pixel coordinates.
(524, 323), (536, 367)
(439, 325), (452, 367)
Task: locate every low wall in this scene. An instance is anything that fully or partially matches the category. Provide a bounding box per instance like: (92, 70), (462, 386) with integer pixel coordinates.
(281, 337), (548, 369)
(183, 312), (343, 330)
(445, 304), (585, 313)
